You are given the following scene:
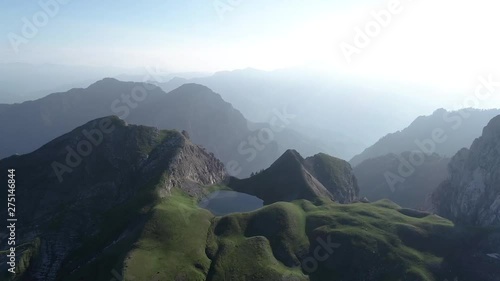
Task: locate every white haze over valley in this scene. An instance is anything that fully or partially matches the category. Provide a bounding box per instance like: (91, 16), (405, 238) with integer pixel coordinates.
(1, 0), (500, 159)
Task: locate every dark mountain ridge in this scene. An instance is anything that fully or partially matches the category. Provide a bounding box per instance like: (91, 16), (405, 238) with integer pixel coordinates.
(0, 78), (280, 177)
(0, 117), (499, 281)
(230, 150), (359, 204)
(351, 108), (500, 166)
(0, 116), (226, 280)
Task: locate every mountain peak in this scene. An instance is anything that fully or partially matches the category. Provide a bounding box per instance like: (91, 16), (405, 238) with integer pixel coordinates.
(84, 115), (125, 127)
(0, 116), (226, 279)
(166, 83), (224, 102)
(304, 153), (359, 202)
(87, 77), (161, 92)
(89, 77), (121, 86)
(270, 149), (304, 168)
(230, 150), (358, 204)
(483, 114), (500, 138)
(174, 83), (213, 92)
(432, 108), (447, 115)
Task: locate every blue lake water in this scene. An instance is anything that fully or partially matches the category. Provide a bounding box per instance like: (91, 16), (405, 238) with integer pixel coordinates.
(199, 190), (264, 216)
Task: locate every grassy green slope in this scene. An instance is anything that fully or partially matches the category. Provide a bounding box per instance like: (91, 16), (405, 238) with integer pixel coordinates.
(306, 153), (360, 199)
(60, 187), (495, 281)
(123, 191), (214, 281)
(206, 202), (309, 281)
(205, 199), (457, 281)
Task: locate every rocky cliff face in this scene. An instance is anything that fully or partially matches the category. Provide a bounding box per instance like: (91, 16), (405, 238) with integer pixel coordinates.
(230, 150), (358, 204)
(0, 116), (225, 280)
(433, 115), (500, 226)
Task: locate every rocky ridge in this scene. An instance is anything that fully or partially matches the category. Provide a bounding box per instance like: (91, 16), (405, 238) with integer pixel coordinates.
(0, 116), (226, 280)
(433, 115), (500, 226)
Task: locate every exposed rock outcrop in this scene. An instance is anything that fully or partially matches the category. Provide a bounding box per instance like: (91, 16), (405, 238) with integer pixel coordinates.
(0, 116), (225, 280)
(433, 115), (500, 226)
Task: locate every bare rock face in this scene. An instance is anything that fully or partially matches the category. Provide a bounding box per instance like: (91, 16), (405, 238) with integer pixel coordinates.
(0, 116), (226, 280)
(433, 115), (500, 226)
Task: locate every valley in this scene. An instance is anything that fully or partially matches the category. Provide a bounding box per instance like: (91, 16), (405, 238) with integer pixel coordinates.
(1, 112), (499, 280)
(2, 2), (500, 279)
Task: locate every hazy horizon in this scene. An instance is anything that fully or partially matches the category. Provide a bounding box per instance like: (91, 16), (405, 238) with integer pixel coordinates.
(2, 0), (500, 91)
(2, 0), (500, 156)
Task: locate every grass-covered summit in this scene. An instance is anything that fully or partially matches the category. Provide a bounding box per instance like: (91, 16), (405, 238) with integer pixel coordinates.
(229, 150), (359, 205)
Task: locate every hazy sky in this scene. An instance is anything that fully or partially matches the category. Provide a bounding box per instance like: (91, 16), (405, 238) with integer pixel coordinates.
(1, 0), (500, 92)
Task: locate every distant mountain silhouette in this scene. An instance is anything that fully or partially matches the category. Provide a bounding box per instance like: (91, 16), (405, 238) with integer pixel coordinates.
(0, 78), (326, 177)
(350, 108), (500, 166)
(354, 152), (449, 209)
(156, 68), (413, 160)
(0, 63), (208, 104)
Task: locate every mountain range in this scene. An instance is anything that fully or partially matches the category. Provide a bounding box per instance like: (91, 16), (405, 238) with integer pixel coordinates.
(1, 74), (500, 281)
(350, 108), (500, 166)
(0, 78), (326, 177)
(0, 116), (498, 281)
(0, 63), (207, 104)
(1, 116), (499, 281)
(154, 68), (445, 160)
